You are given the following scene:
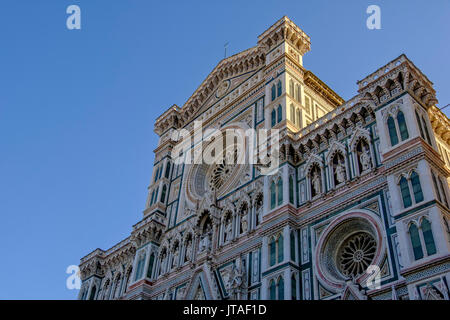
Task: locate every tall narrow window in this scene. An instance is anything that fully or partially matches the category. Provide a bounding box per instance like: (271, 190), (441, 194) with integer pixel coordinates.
(165, 162), (171, 179)
(150, 190), (155, 206)
(277, 277), (284, 300)
(410, 171), (424, 203)
(409, 224), (424, 260)
(277, 234), (284, 263)
(271, 85), (276, 101)
(158, 166), (163, 179)
(147, 254), (155, 278)
(277, 105), (282, 123)
(290, 105), (295, 124)
(431, 172), (442, 203)
(397, 111), (409, 141)
(296, 84), (302, 103)
(289, 176), (294, 204)
(438, 178), (449, 208)
(154, 167), (159, 182)
(400, 177), (412, 208)
(387, 116), (399, 146)
(269, 280), (276, 300)
(160, 185), (167, 203)
(421, 219), (437, 256)
(305, 96), (311, 114)
(271, 109), (276, 127)
(277, 81), (282, 97)
(422, 116), (432, 145)
(270, 181), (276, 209)
(296, 109), (301, 128)
(291, 275), (297, 300)
(269, 238), (276, 266)
(277, 179), (283, 205)
(415, 110), (425, 139)
(290, 232), (295, 261)
(289, 80), (294, 97)
(89, 286), (97, 300)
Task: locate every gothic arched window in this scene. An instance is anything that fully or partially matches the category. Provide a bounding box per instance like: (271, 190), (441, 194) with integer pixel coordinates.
(277, 277), (284, 300)
(271, 84), (276, 101)
(400, 176), (412, 208)
(89, 285), (97, 300)
(277, 105), (282, 123)
(135, 253), (146, 281)
(290, 104), (295, 124)
(409, 223), (423, 260)
(296, 109), (301, 128)
(291, 275), (297, 300)
(165, 162), (171, 179)
(421, 116), (432, 145)
(410, 171), (424, 203)
(269, 237), (276, 267)
(277, 178), (283, 205)
(438, 178), (449, 208)
(270, 181), (276, 209)
(387, 116), (399, 146)
(277, 234), (284, 263)
(415, 110), (425, 139)
(289, 176), (294, 204)
(147, 253), (155, 278)
(289, 80), (294, 97)
(397, 111), (409, 141)
(269, 280), (276, 300)
(271, 109), (276, 127)
(431, 172), (442, 203)
(290, 231), (295, 261)
(421, 218), (437, 256)
(277, 80), (282, 97)
(160, 185), (167, 203)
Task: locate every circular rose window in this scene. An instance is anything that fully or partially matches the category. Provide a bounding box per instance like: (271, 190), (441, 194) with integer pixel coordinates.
(337, 232), (376, 278)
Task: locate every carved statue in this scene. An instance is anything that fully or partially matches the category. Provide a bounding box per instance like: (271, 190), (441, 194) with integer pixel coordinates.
(172, 246), (179, 269)
(360, 145), (372, 171)
(335, 160), (346, 184)
(185, 240), (192, 262)
(199, 225), (212, 252)
(311, 171), (321, 195)
(241, 213), (248, 233)
(224, 218), (232, 242)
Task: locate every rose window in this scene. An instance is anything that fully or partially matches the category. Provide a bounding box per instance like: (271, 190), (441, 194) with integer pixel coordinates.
(209, 149), (238, 191)
(338, 233), (376, 277)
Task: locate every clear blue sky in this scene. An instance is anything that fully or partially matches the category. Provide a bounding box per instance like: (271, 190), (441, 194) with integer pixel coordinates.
(0, 0), (448, 299)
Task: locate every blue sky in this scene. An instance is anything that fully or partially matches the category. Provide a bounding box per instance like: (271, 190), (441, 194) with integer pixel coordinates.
(0, 0), (448, 299)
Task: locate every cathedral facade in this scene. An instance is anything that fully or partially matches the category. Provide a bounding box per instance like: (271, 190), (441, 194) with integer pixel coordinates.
(78, 17), (450, 300)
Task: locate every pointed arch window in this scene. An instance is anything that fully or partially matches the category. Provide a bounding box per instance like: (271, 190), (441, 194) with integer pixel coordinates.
(410, 171), (424, 203)
(277, 178), (283, 205)
(271, 85), (276, 101)
(277, 277), (284, 300)
(409, 223), (423, 260)
(291, 275), (297, 300)
(438, 178), (449, 208)
(270, 181), (276, 209)
(289, 80), (294, 97)
(400, 176), (412, 208)
(160, 185), (167, 203)
(269, 280), (276, 300)
(289, 176), (294, 204)
(296, 109), (301, 128)
(277, 81), (282, 97)
(397, 111), (409, 141)
(271, 109), (276, 127)
(277, 234), (284, 263)
(134, 254), (146, 281)
(290, 231), (295, 261)
(89, 286), (97, 300)
(387, 116), (399, 146)
(422, 116), (432, 145)
(296, 84), (302, 103)
(415, 110), (425, 140)
(277, 105), (282, 123)
(431, 172), (442, 203)
(150, 190), (155, 206)
(421, 219), (437, 256)
(154, 167), (159, 182)
(269, 237), (276, 266)
(165, 162), (171, 179)
(147, 253), (155, 278)
(290, 104), (295, 124)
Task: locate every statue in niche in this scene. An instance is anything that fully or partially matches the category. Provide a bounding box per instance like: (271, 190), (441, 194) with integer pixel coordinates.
(172, 246), (179, 269)
(199, 225), (212, 252)
(335, 160), (346, 185)
(224, 216), (232, 242)
(185, 239), (192, 262)
(311, 170), (321, 197)
(359, 144), (372, 172)
(241, 213), (248, 233)
(160, 252), (167, 275)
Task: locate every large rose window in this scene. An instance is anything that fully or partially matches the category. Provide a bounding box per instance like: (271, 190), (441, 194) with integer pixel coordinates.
(337, 232), (376, 278)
